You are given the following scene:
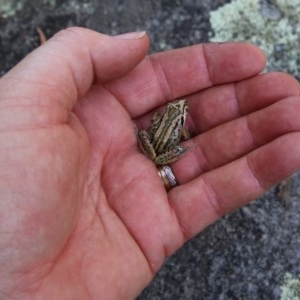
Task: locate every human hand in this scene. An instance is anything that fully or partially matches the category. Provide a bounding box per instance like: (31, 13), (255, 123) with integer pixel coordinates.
(0, 27), (299, 299)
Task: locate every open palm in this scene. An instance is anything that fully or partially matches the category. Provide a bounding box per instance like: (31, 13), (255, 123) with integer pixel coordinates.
(0, 28), (299, 300)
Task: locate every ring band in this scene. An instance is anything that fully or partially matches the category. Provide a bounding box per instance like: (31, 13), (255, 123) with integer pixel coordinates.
(157, 165), (178, 191)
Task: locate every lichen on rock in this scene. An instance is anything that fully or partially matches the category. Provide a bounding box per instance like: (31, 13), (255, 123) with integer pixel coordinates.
(280, 273), (300, 300)
(209, 0), (300, 79)
(0, 0), (24, 17)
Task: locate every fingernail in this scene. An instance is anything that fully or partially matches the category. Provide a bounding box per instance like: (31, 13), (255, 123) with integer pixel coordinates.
(114, 31), (147, 39)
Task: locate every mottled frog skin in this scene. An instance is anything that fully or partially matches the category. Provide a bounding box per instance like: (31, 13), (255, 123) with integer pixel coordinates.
(137, 99), (189, 165)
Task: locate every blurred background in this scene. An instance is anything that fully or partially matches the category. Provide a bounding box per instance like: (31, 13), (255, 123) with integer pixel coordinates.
(1, 0), (300, 299)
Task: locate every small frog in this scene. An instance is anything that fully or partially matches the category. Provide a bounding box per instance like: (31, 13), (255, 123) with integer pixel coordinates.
(137, 99), (189, 165)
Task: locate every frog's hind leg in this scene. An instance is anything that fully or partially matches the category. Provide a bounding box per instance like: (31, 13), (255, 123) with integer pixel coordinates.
(155, 145), (188, 165)
(137, 130), (157, 162)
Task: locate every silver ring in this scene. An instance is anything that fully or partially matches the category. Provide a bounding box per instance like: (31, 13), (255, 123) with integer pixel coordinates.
(157, 165), (178, 191)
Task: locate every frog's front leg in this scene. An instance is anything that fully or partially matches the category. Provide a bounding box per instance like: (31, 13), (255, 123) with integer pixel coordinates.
(137, 130), (157, 161)
(155, 145), (188, 165)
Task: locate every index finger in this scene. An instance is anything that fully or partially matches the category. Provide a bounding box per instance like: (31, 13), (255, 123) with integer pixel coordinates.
(106, 42), (266, 117)
(0, 27), (149, 113)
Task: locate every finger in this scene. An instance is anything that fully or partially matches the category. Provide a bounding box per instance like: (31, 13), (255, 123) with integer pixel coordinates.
(174, 96), (300, 183)
(0, 27), (149, 126)
(170, 132), (300, 239)
(105, 42), (266, 117)
(188, 72), (300, 133)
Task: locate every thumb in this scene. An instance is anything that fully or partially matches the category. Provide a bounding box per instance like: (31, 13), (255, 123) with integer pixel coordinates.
(0, 27), (149, 110)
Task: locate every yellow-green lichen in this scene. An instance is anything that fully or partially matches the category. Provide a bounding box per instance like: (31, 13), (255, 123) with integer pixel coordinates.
(0, 0), (23, 17)
(280, 273), (300, 300)
(209, 0), (300, 78)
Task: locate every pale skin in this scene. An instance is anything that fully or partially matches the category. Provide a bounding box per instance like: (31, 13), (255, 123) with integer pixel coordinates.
(0, 27), (300, 300)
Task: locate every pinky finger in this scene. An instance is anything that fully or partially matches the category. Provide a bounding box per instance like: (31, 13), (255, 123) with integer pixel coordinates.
(169, 132), (300, 239)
